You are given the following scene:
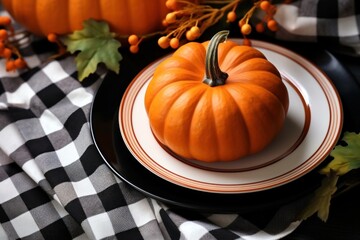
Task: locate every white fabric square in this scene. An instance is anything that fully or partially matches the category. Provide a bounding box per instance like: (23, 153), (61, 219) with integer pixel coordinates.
(71, 178), (97, 198)
(56, 142), (79, 167)
(0, 102), (7, 109)
(5, 83), (35, 109)
(338, 15), (359, 37)
(0, 178), (19, 204)
(86, 213), (115, 239)
(39, 109), (63, 135)
(275, 5), (317, 36)
(128, 199), (156, 227)
(179, 221), (209, 240)
(11, 212), (40, 238)
(22, 159), (45, 184)
(67, 88), (93, 108)
(0, 123), (24, 156)
(42, 61), (70, 83)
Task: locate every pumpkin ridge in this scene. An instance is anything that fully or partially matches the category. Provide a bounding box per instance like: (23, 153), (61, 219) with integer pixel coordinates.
(216, 41), (239, 65)
(184, 86), (210, 160)
(147, 81), (197, 116)
(210, 87), (247, 160)
(147, 85), (189, 146)
(220, 47), (266, 72)
(145, 76), (203, 109)
(231, 84), (285, 152)
(222, 86), (252, 155)
(226, 58), (280, 76)
(163, 83), (206, 158)
(175, 42), (207, 70)
(167, 55), (206, 74)
(227, 71), (289, 112)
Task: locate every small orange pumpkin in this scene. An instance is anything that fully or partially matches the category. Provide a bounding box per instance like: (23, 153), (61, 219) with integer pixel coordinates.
(1, 0), (170, 36)
(145, 31), (289, 162)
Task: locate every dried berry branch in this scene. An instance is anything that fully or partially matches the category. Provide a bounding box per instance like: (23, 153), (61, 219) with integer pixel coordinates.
(128, 0), (280, 53)
(0, 16), (28, 71)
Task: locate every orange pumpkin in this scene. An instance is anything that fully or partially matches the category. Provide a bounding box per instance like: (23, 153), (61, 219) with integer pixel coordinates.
(145, 31), (289, 162)
(1, 0), (170, 36)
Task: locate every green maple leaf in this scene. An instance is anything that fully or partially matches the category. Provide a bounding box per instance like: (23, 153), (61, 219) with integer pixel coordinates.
(297, 170), (338, 222)
(298, 132), (360, 222)
(320, 132), (360, 176)
(63, 19), (122, 81)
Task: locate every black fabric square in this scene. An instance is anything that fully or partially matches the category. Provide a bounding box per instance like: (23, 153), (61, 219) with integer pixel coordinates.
(160, 209), (181, 240)
(209, 229), (240, 240)
(40, 219), (72, 240)
(64, 109), (87, 140)
(37, 84), (66, 109)
(61, 215), (84, 239)
(45, 167), (71, 186)
(19, 67), (40, 82)
(0, 205), (10, 223)
(26, 136), (55, 157)
(356, 1), (360, 14)
(66, 199), (87, 223)
(9, 108), (37, 122)
(80, 145), (103, 176)
(317, 0), (338, 18)
(317, 36), (340, 48)
(2, 162), (22, 178)
(0, 81), (4, 95)
(21, 187), (50, 210)
(73, 72), (99, 87)
(98, 185), (127, 211)
(115, 228), (143, 240)
(171, 208), (205, 221)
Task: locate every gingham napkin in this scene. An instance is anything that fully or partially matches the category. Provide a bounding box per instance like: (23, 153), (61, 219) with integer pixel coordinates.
(1, 1), (359, 239)
(270, 0), (360, 55)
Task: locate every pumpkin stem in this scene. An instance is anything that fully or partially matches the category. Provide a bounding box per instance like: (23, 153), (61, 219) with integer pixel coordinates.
(203, 30), (229, 87)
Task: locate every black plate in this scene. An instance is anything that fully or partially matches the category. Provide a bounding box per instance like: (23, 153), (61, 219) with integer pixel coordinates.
(90, 39), (360, 213)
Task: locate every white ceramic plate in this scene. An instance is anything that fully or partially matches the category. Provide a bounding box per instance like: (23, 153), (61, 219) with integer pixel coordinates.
(118, 40), (343, 194)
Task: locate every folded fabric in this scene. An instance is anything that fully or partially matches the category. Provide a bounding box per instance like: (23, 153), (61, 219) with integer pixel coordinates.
(269, 0), (360, 55)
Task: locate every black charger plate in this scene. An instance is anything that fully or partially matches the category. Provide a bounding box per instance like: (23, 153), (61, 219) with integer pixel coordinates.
(90, 40), (360, 213)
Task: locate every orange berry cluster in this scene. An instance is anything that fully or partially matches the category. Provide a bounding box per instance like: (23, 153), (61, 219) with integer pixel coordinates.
(152, 0), (226, 50)
(226, 0), (278, 45)
(127, 0), (284, 52)
(0, 16), (27, 71)
(255, 1), (278, 33)
(127, 34), (141, 54)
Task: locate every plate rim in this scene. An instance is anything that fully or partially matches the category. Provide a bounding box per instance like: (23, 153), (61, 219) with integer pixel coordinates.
(118, 39), (343, 193)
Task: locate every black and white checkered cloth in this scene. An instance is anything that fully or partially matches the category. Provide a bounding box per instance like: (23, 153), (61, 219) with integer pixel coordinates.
(1, 1), (359, 239)
(266, 0), (360, 55)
